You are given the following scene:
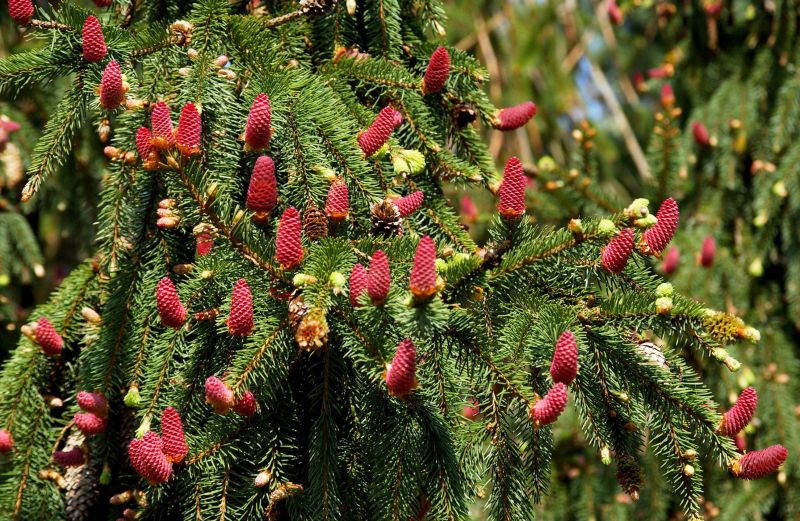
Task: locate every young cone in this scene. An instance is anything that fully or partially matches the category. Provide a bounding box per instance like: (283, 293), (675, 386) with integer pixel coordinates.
(195, 229), (214, 257)
(161, 407), (189, 463)
(53, 448), (85, 467)
(358, 106), (402, 158)
(275, 207), (304, 269)
(497, 157), (526, 220)
(550, 331), (578, 385)
(8, 0), (34, 25)
(718, 387), (758, 437)
(367, 250), (391, 305)
(643, 198), (679, 254)
(205, 376), (234, 414)
(76, 391), (109, 417)
(246, 156), (278, 217)
(227, 279), (254, 336)
(150, 101), (175, 151)
(394, 191), (424, 218)
(386, 338), (417, 397)
(349, 263), (368, 308)
(422, 47), (450, 95)
(409, 236), (437, 301)
(493, 102), (537, 131)
(35, 317), (63, 355)
(325, 177), (349, 221)
(244, 93), (271, 151)
(99, 60), (125, 110)
(74, 412), (106, 436)
(176, 102), (202, 157)
(732, 445), (788, 480)
(662, 246), (679, 275)
(136, 127), (153, 160)
(531, 382), (568, 426)
(232, 391), (257, 417)
(692, 122), (711, 147)
(81, 16), (107, 63)
(601, 228), (634, 273)
(128, 432), (172, 485)
(699, 235), (716, 268)
(607, 0), (624, 25)
(0, 429), (13, 453)
(156, 277), (187, 328)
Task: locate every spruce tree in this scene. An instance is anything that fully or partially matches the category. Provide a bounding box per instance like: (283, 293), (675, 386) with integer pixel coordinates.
(0, 1), (789, 520)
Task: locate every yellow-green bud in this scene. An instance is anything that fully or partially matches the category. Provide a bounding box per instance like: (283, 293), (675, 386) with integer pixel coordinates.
(724, 356), (741, 372)
(597, 219), (617, 237)
(600, 446), (611, 465)
(435, 258), (447, 271)
(712, 348), (729, 362)
(537, 156), (557, 173)
(568, 219), (583, 234)
(124, 386), (141, 408)
(655, 296), (673, 315)
(328, 271), (346, 288)
(753, 210), (768, 227)
(748, 258), (763, 277)
(293, 273), (317, 286)
(626, 198), (650, 219)
(634, 214), (658, 228)
(655, 282), (673, 298)
(772, 180), (788, 198)
(391, 149), (426, 176)
(99, 464), (112, 485)
(743, 326), (761, 343)
(0, 274), (9, 287)
(314, 165), (338, 182)
(135, 417), (151, 438)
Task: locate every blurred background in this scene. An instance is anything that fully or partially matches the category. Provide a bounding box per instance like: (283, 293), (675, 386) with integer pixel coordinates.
(2, 0), (799, 519)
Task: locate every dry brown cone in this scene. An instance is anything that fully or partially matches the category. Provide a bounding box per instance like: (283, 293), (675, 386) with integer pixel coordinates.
(615, 454), (643, 502)
(294, 307), (329, 351)
(303, 201), (328, 241)
(370, 200), (403, 237)
(288, 292), (309, 333)
(63, 432), (98, 521)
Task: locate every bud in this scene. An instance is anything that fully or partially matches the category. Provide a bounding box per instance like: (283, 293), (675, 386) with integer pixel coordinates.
(328, 271), (346, 289)
(597, 219), (617, 237)
(81, 307), (102, 324)
(255, 469), (273, 488)
(292, 273), (318, 287)
(655, 283), (673, 298)
(600, 446), (611, 465)
(625, 198), (650, 219)
(391, 149), (426, 176)
(683, 464), (695, 477)
(655, 296), (672, 314)
(124, 385), (142, 407)
(346, 0), (356, 15)
(568, 219), (583, 235)
(772, 181), (788, 198)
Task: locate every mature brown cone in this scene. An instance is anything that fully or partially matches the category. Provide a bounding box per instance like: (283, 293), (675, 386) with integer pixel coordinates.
(304, 202), (329, 241)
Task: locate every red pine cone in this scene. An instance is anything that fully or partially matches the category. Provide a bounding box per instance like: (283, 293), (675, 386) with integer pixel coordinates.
(409, 236), (437, 301)
(99, 60), (125, 110)
(692, 122), (711, 147)
(232, 391), (257, 417)
(275, 207), (304, 269)
(227, 279), (254, 336)
(196, 230), (214, 256)
(386, 338), (417, 397)
(601, 228), (634, 273)
(325, 178), (349, 221)
(76, 391), (109, 417)
(550, 330), (578, 385)
(735, 433), (747, 453)
(150, 101), (175, 151)
(75, 412), (107, 436)
(607, 0), (623, 25)
(531, 382), (568, 426)
(161, 406), (189, 463)
(460, 195), (477, 223)
(205, 376), (234, 414)
(494, 102), (537, 131)
(394, 191), (424, 218)
(93, 0), (113, 7)
(247, 156), (278, 216)
(82, 16), (107, 63)
(156, 277), (186, 328)
(176, 102), (202, 157)
(662, 246), (679, 275)
(244, 93), (272, 151)
(136, 127), (153, 160)
(128, 432), (172, 485)
(0, 429), (14, 453)
(367, 250), (391, 305)
(422, 47), (450, 95)
(719, 387), (758, 437)
(497, 156), (526, 220)
(699, 235), (715, 268)
(643, 198), (679, 254)
(36, 317), (63, 355)
(349, 263), (368, 308)
(733, 445), (787, 480)
(8, 0), (33, 25)
(463, 398), (479, 420)
(660, 83), (675, 109)
(53, 447), (85, 467)
(358, 106), (402, 158)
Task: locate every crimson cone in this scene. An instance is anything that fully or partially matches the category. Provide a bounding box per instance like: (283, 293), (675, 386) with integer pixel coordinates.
(75, 412), (106, 436)
(35, 317), (63, 355)
(205, 376), (234, 414)
(733, 445), (787, 480)
(150, 101), (175, 151)
(156, 277), (186, 328)
(358, 106), (402, 157)
(275, 207), (304, 269)
(531, 382), (568, 426)
(129, 432), (172, 485)
(394, 191), (423, 218)
(82, 16), (107, 62)
(161, 406), (189, 463)
(76, 391), (109, 417)
(0, 429), (14, 453)
(8, 0), (33, 25)
(349, 263), (368, 308)
(409, 236), (437, 301)
(386, 338), (417, 397)
(699, 235), (715, 268)
(601, 228), (634, 273)
(325, 177), (349, 221)
(493, 102), (537, 131)
(233, 391), (257, 417)
(176, 102), (202, 157)
(367, 250), (391, 305)
(247, 156), (278, 216)
(497, 157), (526, 220)
(550, 331), (578, 385)
(99, 60), (125, 110)
(227, 279), (254, 336)
(719, 387), (758, 437)
(662, 246), (679, 275)
(53, 447), (85, 467)
(643, 198), (679, 254)
(244, 93), (271, 151)
(422, 47), (450, 95)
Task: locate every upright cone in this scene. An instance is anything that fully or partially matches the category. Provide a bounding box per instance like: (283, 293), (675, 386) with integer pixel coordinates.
(497, 157), (526, 220)
(128, 432), (172, 485)
(156, 277), (187, 328)
(409, 236), (437, 301)
(531, 382), (568, 426)
(718, 387), (758, 437)
(35, 317), (63, 355)
(8, 0), (34, 25)
(367, 250), (391, 305)
(386, 338), (417, 397)
(275, 208), (304, 269)
(349, 263), (368, 308)
(82, 16), (107, 62)
(150, 102), (175, 151)
(244, 93), (271, 151)
(205, 376), (234, 414)
(643, 198), (679, 254)
(176, 102), (202, 157)
(247, 156), (278, 217)
(422, 47), (450, 95)
(325, 177), (349, 221)
(161, 407), (189, 463)
(601, 228), (634, 273)
(550, 331), (578, 385)
(358, 106), (402, 158)
(99, 61), (125, 110)
(394, 191), (424, 218)
(227, 279), (254, 336)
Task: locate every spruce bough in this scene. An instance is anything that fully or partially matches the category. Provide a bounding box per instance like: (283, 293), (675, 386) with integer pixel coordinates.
(0, 0), (786, 519)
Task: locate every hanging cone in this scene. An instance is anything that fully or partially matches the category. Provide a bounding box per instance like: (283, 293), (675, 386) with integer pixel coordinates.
(161, 406), (189, 463)
(128, 432), (172, 485)
(82, 16), (107, 62)
(409, 236), (437, 301)
(358, 106), (402, 158)
(530, 382), (568, 426)
(497, 157), (526, 220)
(205, 376), (234, 414)
(176, 102), (202, 157)
(421, 47), (450, 95)
(550, 330), (578, 385)
(349, 263), (368, 308)
(232, 391), (257, 417)
(275, 207), (304, 269)
(244, 93), (272, 151)
(601, 228), (634, 273)
(718, 387), (758, 437)
(643, 198), (679, 254)
(699, 235), (716, 268)
(99, 60), (125, 110)
(325, 177), (349, 221)
(492, 102), (537, 131)
(662, 246), (679, 275)
(227, 279), (254, 336)
(386, 338), (417, 397)
(156, 277), (187, 328)
(394, 191), (424, 218)
(76, 391), (109, 417)
(35, 317), (63, 355)
(74, 412), (106, 436)
(367, 250), (391, 305)
(731, 445), (787, 480)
